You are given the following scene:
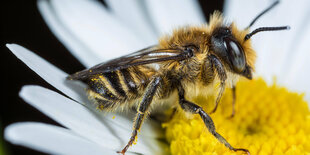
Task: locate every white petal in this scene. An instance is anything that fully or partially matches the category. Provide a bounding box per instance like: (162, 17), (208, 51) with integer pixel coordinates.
(37, 0), (101, 67)
(283, 24), (310, 103)
(264, 0), (310, 81)
(5, 122), (116, 155)
(6, 43), (89, 104)
(105, 0), (158, 45)
(20, 85), (166, 154)
(47, 0), (148, 63)
(224, 0), (265, 28)
(145, 0), (205, 34)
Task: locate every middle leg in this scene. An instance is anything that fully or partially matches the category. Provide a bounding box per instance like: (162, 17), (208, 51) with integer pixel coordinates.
(177, 84), (250, 154)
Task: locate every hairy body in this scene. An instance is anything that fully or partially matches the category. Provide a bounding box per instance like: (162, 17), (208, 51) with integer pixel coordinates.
(68, 3), (288, 153)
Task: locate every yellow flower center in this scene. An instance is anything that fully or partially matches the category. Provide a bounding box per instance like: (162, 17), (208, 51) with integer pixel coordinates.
(162, 78), (310, 155)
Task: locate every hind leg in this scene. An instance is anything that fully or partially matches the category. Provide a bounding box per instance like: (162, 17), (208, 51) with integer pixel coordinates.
(118, 77), (162, 155)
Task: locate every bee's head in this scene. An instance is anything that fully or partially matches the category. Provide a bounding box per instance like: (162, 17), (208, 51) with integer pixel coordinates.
(208, 6), (289, 80)
(210, 26), (253, 79)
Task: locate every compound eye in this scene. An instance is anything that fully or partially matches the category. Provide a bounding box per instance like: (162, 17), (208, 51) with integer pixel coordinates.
(223, 37), (246, 73)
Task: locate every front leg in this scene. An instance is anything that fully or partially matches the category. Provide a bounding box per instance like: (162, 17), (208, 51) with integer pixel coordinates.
(177, 84), (250, 155)
(117, 77), (161, 155)
(209, 55), (227, 114)
(228, 85), (236, 118)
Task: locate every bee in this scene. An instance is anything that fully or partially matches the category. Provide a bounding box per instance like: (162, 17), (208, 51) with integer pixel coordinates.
(67, 1), (289, 154)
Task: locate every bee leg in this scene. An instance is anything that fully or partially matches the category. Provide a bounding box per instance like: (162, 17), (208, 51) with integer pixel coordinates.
(210, 81), (225, 114)
(177, 85), (250, 155)
(209, 55), (227, 114)
(227, 85), (236, 118)
(117, 77), (161, 155)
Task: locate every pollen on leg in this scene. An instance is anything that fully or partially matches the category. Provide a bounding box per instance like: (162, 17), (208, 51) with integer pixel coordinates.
(133, 135), (138, 145)
(162, 78), (310, 155)
(97, 104), (105, 110)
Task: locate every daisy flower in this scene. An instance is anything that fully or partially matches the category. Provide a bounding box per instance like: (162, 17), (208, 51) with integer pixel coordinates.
(164, 1), (310, 154)
(4, 0), (310, 155)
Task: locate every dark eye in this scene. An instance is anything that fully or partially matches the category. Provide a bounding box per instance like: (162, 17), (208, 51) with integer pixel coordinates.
(223, 37), (246, 73)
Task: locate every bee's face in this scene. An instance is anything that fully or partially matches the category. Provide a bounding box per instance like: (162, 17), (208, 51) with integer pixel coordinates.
(210, 27), (252, 79)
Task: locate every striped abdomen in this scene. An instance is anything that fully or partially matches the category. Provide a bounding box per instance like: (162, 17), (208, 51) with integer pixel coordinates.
(85, 67), (155, 109)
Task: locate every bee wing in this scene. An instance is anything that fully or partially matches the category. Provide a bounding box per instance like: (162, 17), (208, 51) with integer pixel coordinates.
(68, 45), (188, 80)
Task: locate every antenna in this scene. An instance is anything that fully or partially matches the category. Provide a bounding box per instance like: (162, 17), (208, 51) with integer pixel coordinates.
(244, 26), (290, 41)
(246, 0), (280, 29)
